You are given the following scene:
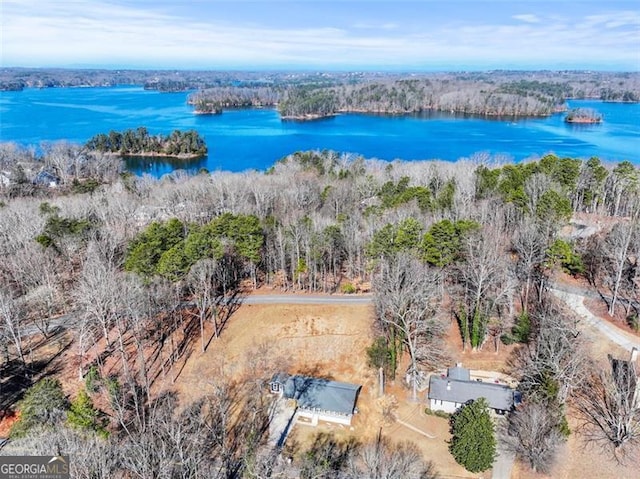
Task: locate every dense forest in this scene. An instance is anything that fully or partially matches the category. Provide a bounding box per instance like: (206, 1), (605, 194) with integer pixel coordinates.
(0, 140), (639, 476)
(85, 128), (207, 158)
(190, 72), (640, 119)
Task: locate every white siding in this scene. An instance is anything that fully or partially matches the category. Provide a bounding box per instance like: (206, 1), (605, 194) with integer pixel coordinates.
(429, 398), (459, 414)
(297, 409), (353, 426)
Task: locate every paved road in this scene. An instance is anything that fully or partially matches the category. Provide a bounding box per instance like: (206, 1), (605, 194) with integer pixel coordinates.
(19, 313), (78, 338)
(550, 280), (640, 310)
(242, 294), (373, 305)
(492, 439), (515, 479)
(550, 287), (640, 353)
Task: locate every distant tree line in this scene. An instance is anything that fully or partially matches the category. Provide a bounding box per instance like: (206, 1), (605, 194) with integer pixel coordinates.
(187, 72), (640, 119)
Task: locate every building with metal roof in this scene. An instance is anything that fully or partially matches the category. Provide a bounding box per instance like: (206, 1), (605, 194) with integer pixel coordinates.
(269, 373), (361, 426)
(428, 365), (521, 414)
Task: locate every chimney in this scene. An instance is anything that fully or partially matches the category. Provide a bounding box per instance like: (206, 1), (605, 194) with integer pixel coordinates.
(631, 347), (638, 363)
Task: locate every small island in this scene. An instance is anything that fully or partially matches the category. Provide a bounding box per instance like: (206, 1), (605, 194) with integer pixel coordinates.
(192, 99), (223, 115)
(565, 107), (603, 124)
(86, 127), (207, 158)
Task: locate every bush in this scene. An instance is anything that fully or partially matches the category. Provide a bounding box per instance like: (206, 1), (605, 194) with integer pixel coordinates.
(366, 337), (391, 370)
(67, 389), (108, 438)
(84, 365), (101, 393)
(341, 282), (356, 294)
(545, 239), (584, 275)
(500, 333), (515, 345)
(511, 312), (531, 343)
(627, 314), (639, 332)
(425, 408), (451, 419)
(11, 378), (68, 438)
(71, 178), (101, 194)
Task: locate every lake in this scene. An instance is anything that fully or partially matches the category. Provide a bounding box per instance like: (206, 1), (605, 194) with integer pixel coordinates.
(1, 86), (639, 176)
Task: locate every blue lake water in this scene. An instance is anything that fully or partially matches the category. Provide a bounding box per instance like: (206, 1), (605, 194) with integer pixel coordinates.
(1, 86), (638, 176)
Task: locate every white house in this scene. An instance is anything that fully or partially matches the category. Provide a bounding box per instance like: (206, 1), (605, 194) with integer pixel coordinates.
(428, 365), (521, 415)
(269, 373), (361, 426)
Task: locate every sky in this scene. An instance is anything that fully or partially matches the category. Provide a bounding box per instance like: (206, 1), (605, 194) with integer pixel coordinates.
(1, 0), (639, 71)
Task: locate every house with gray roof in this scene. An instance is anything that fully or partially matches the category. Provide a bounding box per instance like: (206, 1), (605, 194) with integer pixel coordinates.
(269, 373), (361, 426)
(428, 365), (521, 415)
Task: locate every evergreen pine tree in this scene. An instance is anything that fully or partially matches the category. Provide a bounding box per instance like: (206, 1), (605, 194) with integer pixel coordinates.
(449, 398), (497, 473)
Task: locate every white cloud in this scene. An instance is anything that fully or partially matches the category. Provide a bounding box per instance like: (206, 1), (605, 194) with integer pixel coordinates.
(513, 14), (540, 24)
(1, 1), (638, 69)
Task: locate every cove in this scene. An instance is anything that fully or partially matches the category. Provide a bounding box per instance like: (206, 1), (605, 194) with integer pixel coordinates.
(1, 86), (638, 177)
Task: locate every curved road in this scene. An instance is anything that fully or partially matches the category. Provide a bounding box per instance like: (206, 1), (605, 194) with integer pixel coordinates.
(550, 286), (640, 352)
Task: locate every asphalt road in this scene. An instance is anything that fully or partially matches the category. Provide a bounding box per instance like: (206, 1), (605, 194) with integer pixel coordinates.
(550, 286), (640, 352)
(241, 294), (373, 305)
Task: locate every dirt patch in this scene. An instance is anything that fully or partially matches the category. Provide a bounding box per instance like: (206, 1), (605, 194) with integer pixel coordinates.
(168, 303), (377, 406)
(386, 401), (484, 478)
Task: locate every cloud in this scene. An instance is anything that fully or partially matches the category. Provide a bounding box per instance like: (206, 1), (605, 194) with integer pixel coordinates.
(1, 1), (638, 69)
(513, 14), (540, 24)
(353, 21), (399, 30)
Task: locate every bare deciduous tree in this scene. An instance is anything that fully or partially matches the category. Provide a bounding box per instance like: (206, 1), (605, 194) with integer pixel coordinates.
(512, 223), (548, 312)
(457, 228), (516, 350)
(601, 221), (639, 316)
(510, 297), (587, 404)
(373, 254), (447, 400)
(573, 356), (640, 462)
(0, 290), (26, 365)
(188, 258), (221, 352)
(346, 434), (438, 479)
(503, 401), (565, 474)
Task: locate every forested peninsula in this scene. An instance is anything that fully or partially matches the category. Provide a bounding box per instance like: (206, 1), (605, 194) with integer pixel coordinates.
(189, 72), (640, 119)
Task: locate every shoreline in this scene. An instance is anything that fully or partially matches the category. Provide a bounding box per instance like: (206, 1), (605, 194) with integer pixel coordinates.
(564, 118), (603, 124)
(193, 110), (222, 115)
(98, 151), (206, 160)
(278, 107), (556, 122)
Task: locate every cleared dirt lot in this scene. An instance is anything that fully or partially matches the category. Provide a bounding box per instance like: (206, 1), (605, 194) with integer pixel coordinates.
(170, 302), (377, 409)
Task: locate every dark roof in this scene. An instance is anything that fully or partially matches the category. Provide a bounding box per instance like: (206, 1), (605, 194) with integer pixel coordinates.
(447, 366), (470, 381)
(33, 170), (59, 185)
(428, 376), (517, 411)
(277, 375), (360, 415)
